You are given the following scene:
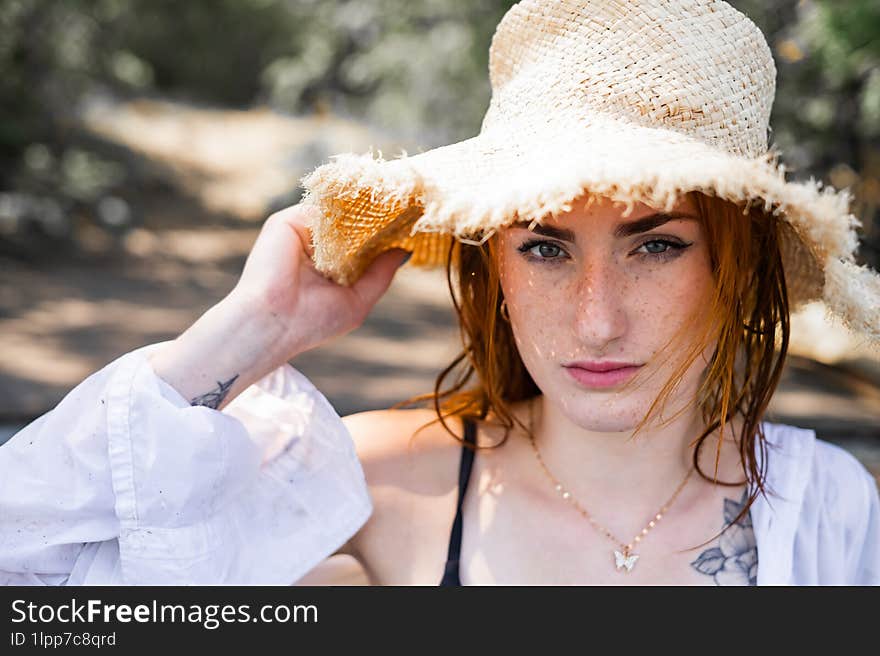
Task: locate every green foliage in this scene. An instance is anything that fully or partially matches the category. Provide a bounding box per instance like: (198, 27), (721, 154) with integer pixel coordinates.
(811, 0), (880, 77)
(101, 0), (297, 105)
(256, 0), (515, 142)
(0, 0), (514, 188)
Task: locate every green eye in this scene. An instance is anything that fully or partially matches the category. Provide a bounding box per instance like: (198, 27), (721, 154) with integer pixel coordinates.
(643, 241), (670, 254)
(517, 239), (566, 261)
(635, 239), (691, 260)
(535, 243), (561, 258)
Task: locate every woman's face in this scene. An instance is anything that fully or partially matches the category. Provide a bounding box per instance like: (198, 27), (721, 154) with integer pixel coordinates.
(496, 193), (716, 432)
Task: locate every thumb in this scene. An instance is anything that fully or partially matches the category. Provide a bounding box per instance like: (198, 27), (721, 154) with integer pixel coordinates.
(351, 248), (410, 308)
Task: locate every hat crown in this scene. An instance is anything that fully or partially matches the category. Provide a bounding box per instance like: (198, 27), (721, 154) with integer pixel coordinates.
(484, 0), (776, 159)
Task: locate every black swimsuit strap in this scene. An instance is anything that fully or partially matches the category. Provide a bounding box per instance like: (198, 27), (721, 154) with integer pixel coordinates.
(438, 417), (477, 585)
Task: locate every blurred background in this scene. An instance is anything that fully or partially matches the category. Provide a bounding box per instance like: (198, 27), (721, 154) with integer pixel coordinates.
(0, 0), (878, 584)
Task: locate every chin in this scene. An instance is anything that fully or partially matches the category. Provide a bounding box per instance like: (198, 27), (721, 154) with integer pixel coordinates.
(549, 386), (650, 433)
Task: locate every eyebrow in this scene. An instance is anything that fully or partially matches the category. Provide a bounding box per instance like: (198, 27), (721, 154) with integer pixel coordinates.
(511, 212), (698, 241)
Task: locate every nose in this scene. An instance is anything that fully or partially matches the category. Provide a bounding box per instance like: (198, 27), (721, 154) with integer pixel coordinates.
(573, 257), (628, 350)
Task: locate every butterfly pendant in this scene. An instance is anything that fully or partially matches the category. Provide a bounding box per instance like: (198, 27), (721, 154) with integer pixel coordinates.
(614, 550), (639, 572)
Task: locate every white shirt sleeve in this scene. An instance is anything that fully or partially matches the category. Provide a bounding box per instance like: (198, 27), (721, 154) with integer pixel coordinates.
(850, 463), (880, 585)
(796, 438), (880, 585)
(0, 341), (373, 585)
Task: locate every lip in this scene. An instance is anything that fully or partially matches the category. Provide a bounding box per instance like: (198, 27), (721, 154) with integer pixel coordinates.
(563, 362), (643, 389)
(567, 360), (639, 372)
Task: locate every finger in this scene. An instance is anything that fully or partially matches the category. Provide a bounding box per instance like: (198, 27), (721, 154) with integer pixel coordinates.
(266, 203), (319, 260)
(351, 248), (410, 308)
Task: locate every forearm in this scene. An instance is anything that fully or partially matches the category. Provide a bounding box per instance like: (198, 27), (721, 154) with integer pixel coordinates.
(0, 333), (366, 584)
(147, 296), (298, 411)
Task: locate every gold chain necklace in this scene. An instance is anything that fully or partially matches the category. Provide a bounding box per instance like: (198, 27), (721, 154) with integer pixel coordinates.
(526, 399), (695, 573)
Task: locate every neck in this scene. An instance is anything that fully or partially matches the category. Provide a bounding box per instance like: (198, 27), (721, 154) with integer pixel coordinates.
(528, 394), (743, 513)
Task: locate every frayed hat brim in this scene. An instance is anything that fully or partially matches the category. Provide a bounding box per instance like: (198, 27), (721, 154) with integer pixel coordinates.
(300, 115), (878, 349)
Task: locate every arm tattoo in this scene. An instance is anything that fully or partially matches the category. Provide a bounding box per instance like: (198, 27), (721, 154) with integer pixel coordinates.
(690, 488), (758, 585)
(190, 374), (239, 409)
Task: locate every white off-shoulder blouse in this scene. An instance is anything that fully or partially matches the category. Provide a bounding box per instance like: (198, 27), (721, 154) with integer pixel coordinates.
(0, 342), (877, 585)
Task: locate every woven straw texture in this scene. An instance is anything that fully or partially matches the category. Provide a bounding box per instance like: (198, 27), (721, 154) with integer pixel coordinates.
(300, 0), (880, 349)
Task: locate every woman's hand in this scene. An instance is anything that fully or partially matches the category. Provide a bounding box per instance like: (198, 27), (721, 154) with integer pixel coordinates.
(148, 202), (409, 410)
(230, 203), (409, 355)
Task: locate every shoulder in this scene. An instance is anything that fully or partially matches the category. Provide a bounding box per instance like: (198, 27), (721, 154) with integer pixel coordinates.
(810, 438), (879, 523)
(760, 422), (880, 583)
(811, 438), (876, 489)
(341, 407), (467, 486)
(787, 421), (878, 515)
(803, 434), (880, 583)
(762, 421), (878, 531)
(338, 408), (468, 559)
(341, 407), (510, 489)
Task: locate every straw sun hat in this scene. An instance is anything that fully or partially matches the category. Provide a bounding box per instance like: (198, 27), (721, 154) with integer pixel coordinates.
(300, 0), (880, 348)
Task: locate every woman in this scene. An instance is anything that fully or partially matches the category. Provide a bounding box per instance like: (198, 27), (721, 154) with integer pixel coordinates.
(1, 0), (879, 585)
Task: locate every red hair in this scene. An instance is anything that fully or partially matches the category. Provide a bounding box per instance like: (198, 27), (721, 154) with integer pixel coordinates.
(394, 190), (790, 546)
